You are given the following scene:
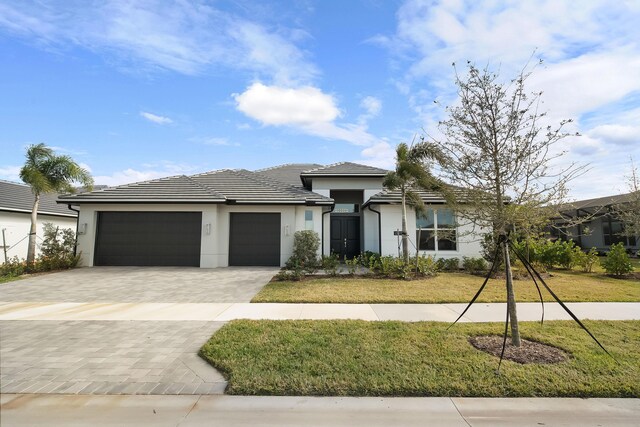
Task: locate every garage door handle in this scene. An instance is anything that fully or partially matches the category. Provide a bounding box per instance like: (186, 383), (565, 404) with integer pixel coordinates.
(344, 238), (347, 248)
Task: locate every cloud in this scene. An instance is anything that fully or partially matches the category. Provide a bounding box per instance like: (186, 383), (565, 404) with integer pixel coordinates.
(356, 141), (396, 169)
(588, 124), (639, 146)
(0, 1), (317, 85)
(94, 161), (201, 186)
(140, 111), (173, 125)
(360, 96), (382, 116)
(234, 82), (380, 147)
(0, 166), (21, 182)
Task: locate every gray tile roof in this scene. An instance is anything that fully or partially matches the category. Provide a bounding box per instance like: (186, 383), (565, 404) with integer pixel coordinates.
(58, 175), (226, 203)
(0, 180), (77, 217)
(366, 188), (448, 205)
(558, 192), (638, 212)
(300, 162), (389, 177)
(255, 163), (322, 187)
(58, 169), (333, 205)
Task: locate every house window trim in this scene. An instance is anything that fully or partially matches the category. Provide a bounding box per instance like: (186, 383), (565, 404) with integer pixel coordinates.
(416, 208), (458, 252)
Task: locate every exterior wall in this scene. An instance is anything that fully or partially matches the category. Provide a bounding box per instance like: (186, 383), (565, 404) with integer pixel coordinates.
(378, 204), (484, 260)
(75, 203), (320, 268)
(0, 211), (77, 261)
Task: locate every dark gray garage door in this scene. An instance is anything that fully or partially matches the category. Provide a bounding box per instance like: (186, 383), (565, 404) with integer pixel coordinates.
(94, 212), (202, 266)
(229, 213), (280, 266)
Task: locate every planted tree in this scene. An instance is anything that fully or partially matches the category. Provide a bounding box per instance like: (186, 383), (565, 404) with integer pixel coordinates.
(383, 142), (442, 263)
(19, 144), (93, 267)
(423, 61), (584, 346)
(612, 159), (640, 240)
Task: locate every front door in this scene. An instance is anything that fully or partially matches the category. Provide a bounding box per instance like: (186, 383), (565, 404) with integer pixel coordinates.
(330, 216), (360, 260)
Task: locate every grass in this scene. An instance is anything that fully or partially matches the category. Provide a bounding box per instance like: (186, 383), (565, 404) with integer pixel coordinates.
(0, 275), (22, 284)
(199, 319), (640, 397)
(252, 270), (640, 303)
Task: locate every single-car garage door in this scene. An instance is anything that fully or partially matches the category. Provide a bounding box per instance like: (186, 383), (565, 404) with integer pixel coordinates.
(94, 211), (202, 266)
(229, 213), (280, 266)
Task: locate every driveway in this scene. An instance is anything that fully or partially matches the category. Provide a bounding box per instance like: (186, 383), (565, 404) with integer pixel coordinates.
(0, 266), (278, 303)
(0, 267), (277, 395)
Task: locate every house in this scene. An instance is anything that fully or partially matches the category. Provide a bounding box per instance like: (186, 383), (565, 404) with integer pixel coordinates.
(552, 192), (639, 254)
(0, 180), (78, 262)
(57, 162), (483, 267)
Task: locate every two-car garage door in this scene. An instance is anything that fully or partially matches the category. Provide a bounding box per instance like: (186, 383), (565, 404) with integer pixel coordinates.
(94, 211), (281, 267)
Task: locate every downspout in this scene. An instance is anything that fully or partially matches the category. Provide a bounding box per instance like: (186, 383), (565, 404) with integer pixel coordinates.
(68, 204), (80, 257)
(321, 204), (335, 257)
(367, 204), (382, 255)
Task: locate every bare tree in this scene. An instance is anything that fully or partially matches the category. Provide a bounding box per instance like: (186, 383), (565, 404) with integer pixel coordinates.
(423, 60), (585, 346)
(612, 159), (640, 240)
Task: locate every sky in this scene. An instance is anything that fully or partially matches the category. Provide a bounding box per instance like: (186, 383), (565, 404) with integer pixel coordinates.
(1, 0), (639, 200)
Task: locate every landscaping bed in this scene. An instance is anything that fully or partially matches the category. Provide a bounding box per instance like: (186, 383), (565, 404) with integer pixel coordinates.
(252, 271), (640, 303)
(199, 319), (639, 397)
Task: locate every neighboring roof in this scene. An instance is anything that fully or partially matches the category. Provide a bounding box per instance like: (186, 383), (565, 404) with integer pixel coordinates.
(0, 180), (77, 217)
(558, 192), (638, 212)
(58, 175), (226, 203)
(300, 162), (389, 177)
(365, 188), (448, 205)
(58, 170), (333, 205)
(191, 169), (333, 204)
(255, 163), (322, 187)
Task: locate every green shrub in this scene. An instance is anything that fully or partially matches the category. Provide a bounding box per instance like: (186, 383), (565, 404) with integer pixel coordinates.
(321, 254), (340, 276)
(285, 230), (320, 274)
(413, 254), (438, 277)
(360, 251), (380, 268)
(0, 256), (27, 277)
(462, 256), (487, 274)
(602, 243), (634, 276)
(436, 257), (460, 271)
(573, 247), (599, 273)
(344, 256), (360, 275)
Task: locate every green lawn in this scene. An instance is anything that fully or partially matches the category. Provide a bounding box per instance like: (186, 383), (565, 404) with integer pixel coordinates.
(0, 275), (22, 284)
(199, 319), (639, 397)
(253, 270), (640, 303)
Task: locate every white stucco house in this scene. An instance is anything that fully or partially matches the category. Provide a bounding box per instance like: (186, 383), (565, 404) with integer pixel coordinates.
(57, 163), (483, 268)
(1, 180), (78, 262)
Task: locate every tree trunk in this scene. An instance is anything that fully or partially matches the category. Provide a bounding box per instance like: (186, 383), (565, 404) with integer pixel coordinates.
(401, 187), (409, 263)
(503, 240), (521, 347)
(26, 193), (40, 267)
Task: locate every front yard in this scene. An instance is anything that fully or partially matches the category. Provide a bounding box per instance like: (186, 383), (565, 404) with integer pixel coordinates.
(253, 270), (640, 303)
(199, 319), (639, 397)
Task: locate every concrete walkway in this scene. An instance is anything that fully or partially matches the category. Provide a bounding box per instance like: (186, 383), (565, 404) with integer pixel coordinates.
(2, 394), (638, 426)
(1, 301), (639, 322)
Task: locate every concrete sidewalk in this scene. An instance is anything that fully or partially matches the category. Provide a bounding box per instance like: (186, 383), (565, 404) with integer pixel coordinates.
(1, 301), (639, 322)
(1, 394), (638, 426)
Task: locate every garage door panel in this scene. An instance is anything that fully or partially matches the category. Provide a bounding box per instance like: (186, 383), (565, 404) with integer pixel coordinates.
(95, 212), (202, 267)
(229, 213), (280, 266)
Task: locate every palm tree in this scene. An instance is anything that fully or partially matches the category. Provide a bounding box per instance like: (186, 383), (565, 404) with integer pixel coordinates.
(20, 144), (93, 266)
(383, 142), (442, 263)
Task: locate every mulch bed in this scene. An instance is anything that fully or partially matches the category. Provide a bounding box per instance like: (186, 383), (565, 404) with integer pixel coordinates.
(469, 335), (569, 364)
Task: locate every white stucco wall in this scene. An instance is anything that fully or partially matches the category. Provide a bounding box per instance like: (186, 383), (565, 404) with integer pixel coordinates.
(311, 177), (384, 201)
(0, 211), (77, 262)
(74, 203), (322, 268)
(377, 204), (484, 261)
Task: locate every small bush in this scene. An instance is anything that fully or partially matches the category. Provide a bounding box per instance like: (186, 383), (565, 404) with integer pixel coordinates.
(602, 243), (634, 277)
(344, 256), (360, 275)
(0, 256), (27, 277)
(462, 256), (487, 274)
(573, 247), (599, 273)
(321, 254), (340, 276)
(436, 257), (460, 271)
(413, 254), (438, 277)
(285, 230), (320, 275)
(360, 251), (380, 268)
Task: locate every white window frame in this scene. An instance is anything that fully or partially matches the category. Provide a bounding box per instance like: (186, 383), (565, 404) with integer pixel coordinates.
(416, 208), (457, 252)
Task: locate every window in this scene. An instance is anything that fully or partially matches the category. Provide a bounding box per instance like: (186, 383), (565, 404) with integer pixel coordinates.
(305, 210), (314, 230)
(603, 218), (636, 246)
(334, 203), (359, 213)
(416, 208), (457, 251)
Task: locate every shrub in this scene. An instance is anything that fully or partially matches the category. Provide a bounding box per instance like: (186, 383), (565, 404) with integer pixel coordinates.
(602, 243), (634, 277)
(285, 230), (320, 275)
(344, 256), (360, 275)
(360, 251), (380, 268)
(573, 247), (599, 273)
(436, 257), (460, 271)
(321, 254), (340, 276)
(0, 256), (27, 277)
(462, 256), (487, 274)
(413, 254), (438, 277)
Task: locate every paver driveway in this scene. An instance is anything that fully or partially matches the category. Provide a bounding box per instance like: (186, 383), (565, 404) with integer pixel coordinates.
(0, 267), (277, 395)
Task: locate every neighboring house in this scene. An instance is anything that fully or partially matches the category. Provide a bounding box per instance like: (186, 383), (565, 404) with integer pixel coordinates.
(552, 192), (639, 254)
(0, 180), (78, 262)
(58, 162), (483, 268)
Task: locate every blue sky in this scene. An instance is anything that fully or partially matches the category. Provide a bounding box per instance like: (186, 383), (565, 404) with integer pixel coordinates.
(1, 0), (639, 199)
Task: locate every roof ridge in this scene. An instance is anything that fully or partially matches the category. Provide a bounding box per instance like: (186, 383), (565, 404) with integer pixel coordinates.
(303, 162), (345, 173)
(181, 175), (227, 199)
(233, 169), (327, 200)
(0, 179), (28, 187)
(255, 163), (321, 173)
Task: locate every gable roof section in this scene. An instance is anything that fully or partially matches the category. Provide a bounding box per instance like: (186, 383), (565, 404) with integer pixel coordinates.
(255, 163), (322, 187)
(300, 162), (389, 177)
(558, 192), (638, 213)
(365, 188), (448, 205)
(58, 175), (226, 203)
(57, 170), (333, 205)
(191, 169), (332, 204)
(0, 180), (77, 217)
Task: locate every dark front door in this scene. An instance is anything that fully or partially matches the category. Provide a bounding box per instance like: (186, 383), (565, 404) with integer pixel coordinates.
(229, 213), (281, 266)
(94, 211), (202, 267)
(330, 216), (360, 260)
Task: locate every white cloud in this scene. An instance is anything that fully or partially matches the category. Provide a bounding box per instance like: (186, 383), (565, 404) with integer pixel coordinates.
(201, 137), (230, 146)
(0, 166), (21, 182)
(588, 124), (639, 147)
(0, 1), (317, 85)
(93, 161), (201, 187)
(356, 141), (396, 169)
(140, 111), (173, 125)
(360, 96), (382, 116)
